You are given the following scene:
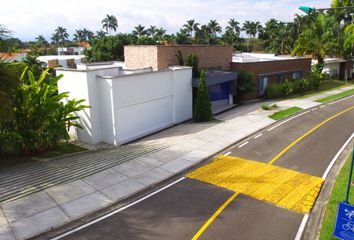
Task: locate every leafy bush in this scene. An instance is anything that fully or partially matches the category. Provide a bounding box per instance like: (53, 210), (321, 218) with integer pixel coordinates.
(261, 103), (278, 110)
(310, 64), (325, 91)
(0, 68), (89, 157)
(193, 70), (213, 122)
(236, 70), (254, 103)
(185, 53), (199, 78)
(293, 78), (310, 95)
(265, 84), (283, 99)
(281, 79), (293, 96)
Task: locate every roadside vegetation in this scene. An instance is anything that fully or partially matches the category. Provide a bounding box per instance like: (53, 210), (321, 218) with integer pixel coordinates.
(269, 107), (303, 120)
(261, 103), (278, 110)
(316, 89), (354, 103)
(0, 59), (88, 159)
(319, 152), (354, 240)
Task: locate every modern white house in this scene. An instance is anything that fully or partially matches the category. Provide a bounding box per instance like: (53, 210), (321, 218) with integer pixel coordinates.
(56, 62), (192, 145)
(38, 55), (86, 68)
(57, 47), (85, 55)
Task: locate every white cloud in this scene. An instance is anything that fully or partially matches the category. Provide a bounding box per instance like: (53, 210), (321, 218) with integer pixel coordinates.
(0, 0), (331, 41)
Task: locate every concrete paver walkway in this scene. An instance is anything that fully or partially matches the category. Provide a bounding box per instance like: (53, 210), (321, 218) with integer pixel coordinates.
(0, 85), (353, 240)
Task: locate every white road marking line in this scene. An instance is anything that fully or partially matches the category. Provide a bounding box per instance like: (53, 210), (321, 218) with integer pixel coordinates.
(294, 132), (354, 240)
(319, 105), (325, 108)
(294, 214), (309, 240)
(51, 177), (186, 240)
(254, 133), (263, 139)
(224, 151), (231, 156)
(267, 110), (310, 131)
(238, 141), (248, 148)
(321, 132), (354, 179)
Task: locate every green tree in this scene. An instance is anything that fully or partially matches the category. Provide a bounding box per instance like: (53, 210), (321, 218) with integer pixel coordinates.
(236, 70), (255, 103)
(96, 30), (107, 38)
(102, 14), (118, 35)
(208, 19), (222, 37)
(183, 19), (199, 38)
(242, 21), (262, 51)
(53, 26), (69, 47)
(226, 19), (241, 36)
(35, 35), (48, 47)
(73, 29), (85, 42)
(193, 70), (213, 122)
(185, 53), (199, 77)
(147, 25), (157, 37)
(132, 24), (148, 38)
(292, 14), (339, 64)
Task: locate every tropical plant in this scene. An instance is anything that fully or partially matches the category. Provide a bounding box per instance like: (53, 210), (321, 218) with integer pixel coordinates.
(96, 30), (107, 38)
(208, 19), (222, 37)
(147, 25), (157, 37)
(242, 21), (262, 51)
(35, 35), (48, 47)
(193, 70), (213, 122)
(222, 29), (239, 50)
(53, 26), (69, 46)
(226, 19), (241, 36)
(292, 14), (339, 64)
(132, 24), (148, 38)
(281, 79), (293, 96)
(185, 53), (199, 77)
(310, 64), (325, 90)
(293, 78), (310, 95)
(183, 19), (199, 38)
(0, 24), (11, 40)
(236, 70), (255, 103)
(175, 50), (184, 65)
(101, 14), (118, 35)
(73, 29), (85, 42)
(2, 68), (89, 156)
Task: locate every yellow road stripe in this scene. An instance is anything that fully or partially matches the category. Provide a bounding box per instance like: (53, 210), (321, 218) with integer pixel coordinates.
(191, 192), (239, 240)
(268, 105), (354, 165)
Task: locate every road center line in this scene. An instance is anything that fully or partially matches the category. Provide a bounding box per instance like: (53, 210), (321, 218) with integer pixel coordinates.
(267, 110), (310, 131)
(268, 105), (354, 165)
(254, 133), (263, 139)
(191, 192), (239, 240)
(238, 141), (248, 148)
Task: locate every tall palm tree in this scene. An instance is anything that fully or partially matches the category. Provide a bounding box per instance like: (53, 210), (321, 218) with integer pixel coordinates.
(82, 28), (94, 41)
(147, 25), (157, 37)
(35, 35), (48, 47)
(132, 24), (148, 38)
(208, 19), (222, 37)
(183, 19), (199, 38)
(73, 29), (85, 42)
(155, 27), (167, 41)
(0, 24), (11, 40)
(242, 21), (262, 51)
(226, 19), (241, 35)
(101, 14), (118, 35)
(292, 14), (339, 64)
(54, 26), (69, 46)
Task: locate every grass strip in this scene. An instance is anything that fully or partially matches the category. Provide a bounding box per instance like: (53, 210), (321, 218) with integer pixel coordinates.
(316, 89), (354, 103)
(269, 107), (303, 120)
(319, 152), (353, 240)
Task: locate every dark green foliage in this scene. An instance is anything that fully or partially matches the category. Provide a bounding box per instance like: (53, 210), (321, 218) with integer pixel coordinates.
(281, 79), (293, 96)
(175, 50), (184, 65)
(310, 64), (326, 91)
(293, 78), (310, 95)
(0, 68), (89, 157)
(193, 70), (213, 122)
(84, 35), (132, 62)
(265, 84), (283, 99)
(185, 53), (199, 78)
(236, 70), (255, 103)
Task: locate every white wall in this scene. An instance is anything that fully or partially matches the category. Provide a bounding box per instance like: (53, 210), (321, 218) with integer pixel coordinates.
(57, 66), (192, 145)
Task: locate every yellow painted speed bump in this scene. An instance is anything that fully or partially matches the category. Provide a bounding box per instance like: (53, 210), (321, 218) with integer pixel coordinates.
(187, 155), (324, 214)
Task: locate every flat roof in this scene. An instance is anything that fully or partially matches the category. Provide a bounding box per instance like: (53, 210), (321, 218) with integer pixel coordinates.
(232, 53), (308, 63)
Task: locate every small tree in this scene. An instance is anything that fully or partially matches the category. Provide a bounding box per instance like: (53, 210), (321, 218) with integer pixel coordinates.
(236, 70), (254, 103)
(193, 70), (213, 122)
(185, 53), (199, 77)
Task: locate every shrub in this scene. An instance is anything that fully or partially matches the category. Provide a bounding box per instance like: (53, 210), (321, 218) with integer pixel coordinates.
(236, 70), (254, 103)
(265, 84), (283, 99)
(261, 103), (278, 110)
(310, 64), (325, 91)
(0, 68), (89, 157)
(293, 78), (310, 95)
(185, 53), (199, 78)
(281, 79), (293, 96)
(193, 70), (213, 122)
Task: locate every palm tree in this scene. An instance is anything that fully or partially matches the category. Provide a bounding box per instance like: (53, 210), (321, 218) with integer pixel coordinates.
(208, 19), (222, 37)
(82, 28), (94, 41)
(226, 19), (241, 35)
(183, 19), (199, 38)
(242, 21), (262, 51)
(73, 29), (85, 42)
(0, 24), (11, 40)
(267, 24), (293, 55)
(292, 14), (339, 64)
(96, 30), (107, 38)
(155, 27), (167, 41)
(132, 24), (148, 38)
(101, 14), (118, 35)
(222, 29), (239, 50)
(54, 26), (69, 46)
(35, 35), (48, 47)
(147, 25), (157, 37)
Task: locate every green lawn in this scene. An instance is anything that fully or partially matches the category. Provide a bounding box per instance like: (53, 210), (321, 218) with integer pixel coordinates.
(0, 143), (87, 168)
(269, 107), (303, 120)
(316, 88), (354, 104)
(319, 152), (354, 240)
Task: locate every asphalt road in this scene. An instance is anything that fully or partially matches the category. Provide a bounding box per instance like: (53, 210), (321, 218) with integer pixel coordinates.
(60, 96), (354, 240)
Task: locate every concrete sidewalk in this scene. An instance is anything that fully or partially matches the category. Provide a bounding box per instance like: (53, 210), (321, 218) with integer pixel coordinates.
(1, 85), (353, 240)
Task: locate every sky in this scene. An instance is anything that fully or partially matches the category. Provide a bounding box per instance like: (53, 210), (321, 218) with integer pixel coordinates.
(1, 0), (332, 41)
